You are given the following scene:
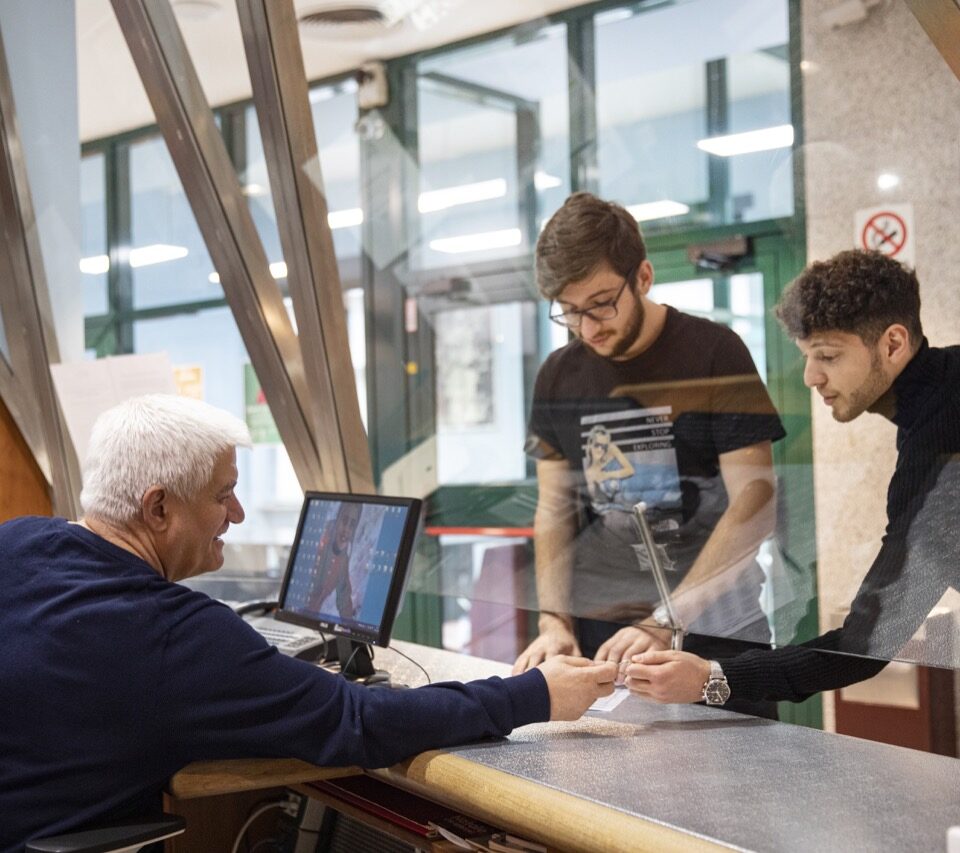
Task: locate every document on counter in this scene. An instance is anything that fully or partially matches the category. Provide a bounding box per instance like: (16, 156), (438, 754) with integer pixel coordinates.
(589, 686), (630, 713)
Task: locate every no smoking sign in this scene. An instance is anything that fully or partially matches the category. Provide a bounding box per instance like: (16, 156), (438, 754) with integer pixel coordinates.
(854, 203), (915, 267)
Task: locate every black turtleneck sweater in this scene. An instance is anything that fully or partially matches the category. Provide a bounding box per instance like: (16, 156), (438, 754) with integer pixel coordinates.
(722, 340), (960, 703)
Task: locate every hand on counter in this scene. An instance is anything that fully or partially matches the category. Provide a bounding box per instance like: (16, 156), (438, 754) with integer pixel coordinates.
(593, 623), (670, 664)
(538, 655), (618, 720)
(622, 650), (711, 704)
(512, 614), (582, 674)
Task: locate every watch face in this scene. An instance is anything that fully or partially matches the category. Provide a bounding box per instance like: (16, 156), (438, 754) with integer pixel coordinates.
(704, 679), (731, 705)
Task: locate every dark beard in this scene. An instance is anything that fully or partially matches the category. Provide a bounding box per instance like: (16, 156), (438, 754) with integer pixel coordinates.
(603, 299), (645, 359)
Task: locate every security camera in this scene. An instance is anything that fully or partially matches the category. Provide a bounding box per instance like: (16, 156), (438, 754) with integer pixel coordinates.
(356, 61), (388, 110)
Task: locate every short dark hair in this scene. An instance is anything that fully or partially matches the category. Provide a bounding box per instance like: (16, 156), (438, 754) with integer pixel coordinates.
(535, 192), (647, 300)
(775, 250), (923, 346)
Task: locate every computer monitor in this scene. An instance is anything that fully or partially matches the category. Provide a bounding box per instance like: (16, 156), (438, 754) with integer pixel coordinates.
(276, 491), (422, 679)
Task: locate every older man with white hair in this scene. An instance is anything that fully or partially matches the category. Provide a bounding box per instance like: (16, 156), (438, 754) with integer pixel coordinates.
(0, 394), (616, 851)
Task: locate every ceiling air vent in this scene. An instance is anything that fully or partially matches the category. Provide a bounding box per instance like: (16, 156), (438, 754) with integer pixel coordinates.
(297, 3), (401, 40)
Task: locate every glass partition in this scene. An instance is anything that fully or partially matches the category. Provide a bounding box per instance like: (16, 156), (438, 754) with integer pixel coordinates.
(80, 80), (367, 603)
(73, 0), (960, 747)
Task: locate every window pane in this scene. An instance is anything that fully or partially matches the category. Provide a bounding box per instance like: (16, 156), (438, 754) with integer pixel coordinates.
(414, 23), (570, 271)
(727, 48), (794, 222)
(130, 135), (221, 309)
(242, 79), (363, 289)
(80, 152), (108, 316)
(595, 0), (791, 229)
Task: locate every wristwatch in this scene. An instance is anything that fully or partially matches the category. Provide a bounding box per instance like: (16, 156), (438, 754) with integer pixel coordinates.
(701, 660), (731, 706)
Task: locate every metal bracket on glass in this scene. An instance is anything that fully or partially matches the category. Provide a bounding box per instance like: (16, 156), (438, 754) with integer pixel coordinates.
(631, 502), (684, 652)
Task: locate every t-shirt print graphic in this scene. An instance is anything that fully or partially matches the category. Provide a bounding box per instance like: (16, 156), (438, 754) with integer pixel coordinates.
(580, 406), (682, 520)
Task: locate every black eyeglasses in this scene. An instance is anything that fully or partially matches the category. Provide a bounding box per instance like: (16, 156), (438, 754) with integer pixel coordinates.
(548, 267), (637, 328)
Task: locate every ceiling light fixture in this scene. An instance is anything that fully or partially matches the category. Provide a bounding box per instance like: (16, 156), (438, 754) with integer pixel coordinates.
(534, 171), (563, 191)
(80, 245), (190, 273)
(429, 228), (522, 254)
(627, 200), (691, 222)
(129, 244), (189, 268)
(328, 207), (364, 229)
(79, 255), (109, 275)
(418, 178), (506, 213)
(209, 263), (288, 283)
(697, 124), (794, 157)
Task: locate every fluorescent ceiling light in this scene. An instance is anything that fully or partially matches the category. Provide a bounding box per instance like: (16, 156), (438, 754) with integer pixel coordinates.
(697, 124), (794, 157)
(242, 183), (267, 197)
(877, 172), (900, 190)
(79, 245), (189, 273)
(208, 263), (286, 283)
(418, 178), (506, 213)
(308, 86), (336, 104)
(79, 254), (109, 275)
(429, 228), (522, 255)
(534, 171), (562, 191)
(328, 207), (363, 229)
(129, 244), (189, 268)
(627, 200), (690, 222)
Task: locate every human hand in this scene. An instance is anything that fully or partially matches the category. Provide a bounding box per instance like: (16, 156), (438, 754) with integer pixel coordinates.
(537, 655), (618, 721)
(622, 650), (711, 704)
(594, 624), (669, 665)
(512, 616), (581, 674)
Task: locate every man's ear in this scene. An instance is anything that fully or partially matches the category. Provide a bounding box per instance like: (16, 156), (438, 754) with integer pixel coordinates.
(635, 259), (655, 295)
(880, 323), (911, 367)
(141, 486), (169, 532)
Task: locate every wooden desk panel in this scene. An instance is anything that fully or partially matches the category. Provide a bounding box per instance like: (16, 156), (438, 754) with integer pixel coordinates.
(169, 758), (358, 799)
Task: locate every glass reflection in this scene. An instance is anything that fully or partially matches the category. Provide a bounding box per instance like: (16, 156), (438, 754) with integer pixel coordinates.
(130, 134), (220, 310)
(595, 0), (792, 229)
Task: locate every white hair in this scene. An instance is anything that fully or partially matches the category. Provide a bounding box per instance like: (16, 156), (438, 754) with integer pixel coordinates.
(80, 394), (252, 524)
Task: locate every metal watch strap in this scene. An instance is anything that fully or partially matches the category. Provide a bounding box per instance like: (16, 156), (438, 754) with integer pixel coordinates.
(702, 660), (731, 705)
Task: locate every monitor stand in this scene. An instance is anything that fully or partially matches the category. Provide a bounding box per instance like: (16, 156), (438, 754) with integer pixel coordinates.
(335, 637), (376, 680)
(332, 638), (400, 686)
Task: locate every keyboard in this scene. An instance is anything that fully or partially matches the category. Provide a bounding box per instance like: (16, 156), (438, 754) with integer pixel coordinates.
(245, 615), (327, 658)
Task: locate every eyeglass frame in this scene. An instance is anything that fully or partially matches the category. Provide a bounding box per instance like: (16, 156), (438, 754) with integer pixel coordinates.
(547, 264), (640, 328)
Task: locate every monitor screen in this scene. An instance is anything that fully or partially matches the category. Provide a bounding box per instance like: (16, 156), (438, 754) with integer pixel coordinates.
(276, 492), (422, 649)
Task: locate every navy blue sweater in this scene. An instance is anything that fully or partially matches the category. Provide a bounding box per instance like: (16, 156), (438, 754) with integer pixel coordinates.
(0, 517), (549, 851)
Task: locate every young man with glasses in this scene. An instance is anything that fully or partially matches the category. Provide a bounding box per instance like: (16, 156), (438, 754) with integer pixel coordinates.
(512, 192), (786, 718)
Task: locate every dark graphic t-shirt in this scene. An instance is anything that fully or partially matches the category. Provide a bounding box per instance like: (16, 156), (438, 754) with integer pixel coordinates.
(527, 306), (786, 640)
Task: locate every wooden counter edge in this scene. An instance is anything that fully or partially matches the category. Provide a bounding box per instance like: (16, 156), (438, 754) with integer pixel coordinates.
(373, 751), (728, 853)
(168, 759), (360, 799)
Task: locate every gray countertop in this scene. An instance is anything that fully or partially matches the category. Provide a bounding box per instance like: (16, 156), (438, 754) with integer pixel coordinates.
(384, 641), (960, 852)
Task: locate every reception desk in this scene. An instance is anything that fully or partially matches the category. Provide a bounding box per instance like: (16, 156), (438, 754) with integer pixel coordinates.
(171, 641), (960, 852)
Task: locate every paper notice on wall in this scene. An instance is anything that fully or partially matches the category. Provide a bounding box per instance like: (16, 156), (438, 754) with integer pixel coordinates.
(50, 352), (176, 466)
